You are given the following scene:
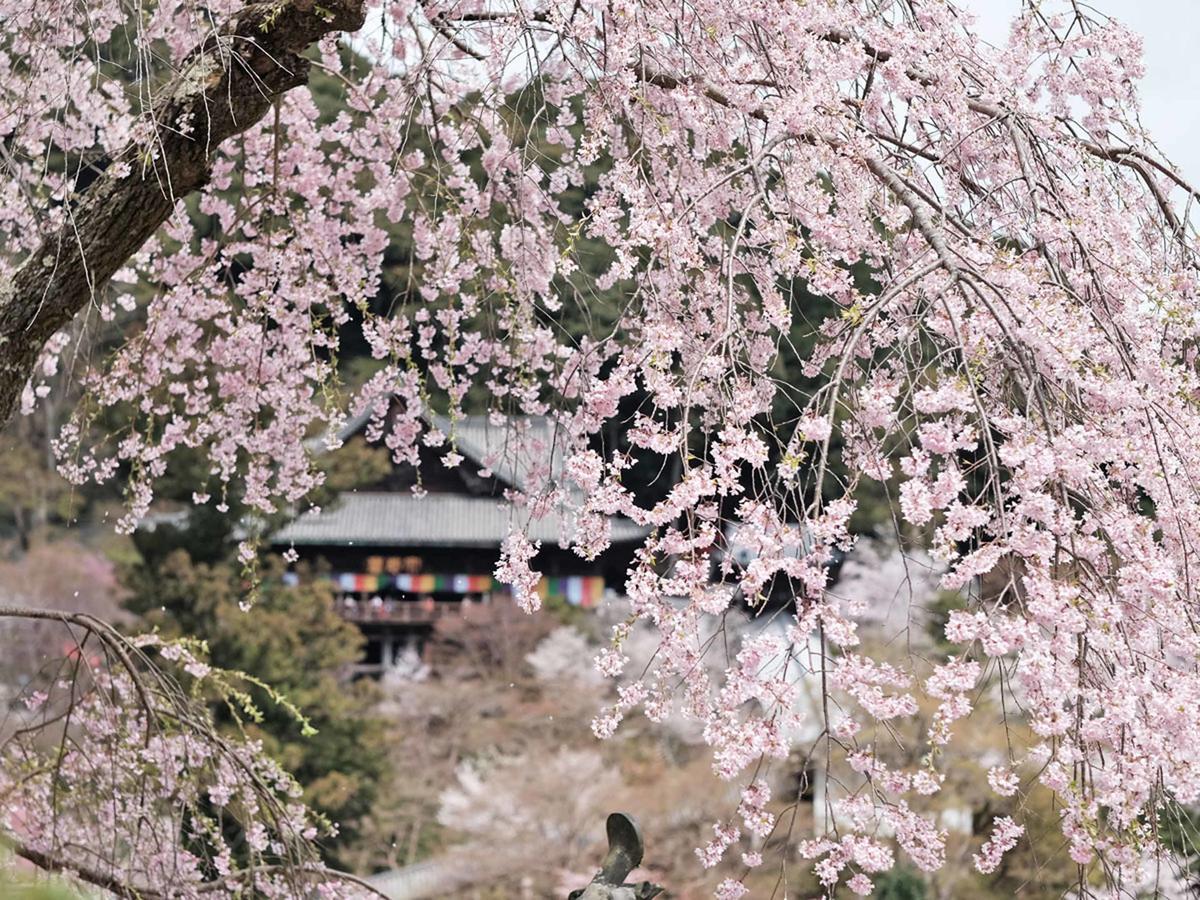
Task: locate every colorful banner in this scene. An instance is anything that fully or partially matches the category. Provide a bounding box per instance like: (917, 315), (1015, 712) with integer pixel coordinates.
(335, 573), (392, 592)
(309, 571), (606, 607)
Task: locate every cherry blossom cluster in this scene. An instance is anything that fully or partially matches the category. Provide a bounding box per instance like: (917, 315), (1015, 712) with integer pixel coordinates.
(7, 0), (1200, 893)
(973, 816), (1025, 875)
(0, 636), (357, 897)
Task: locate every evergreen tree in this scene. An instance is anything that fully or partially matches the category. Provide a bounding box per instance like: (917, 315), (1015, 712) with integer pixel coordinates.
(123, 545), (385, 863)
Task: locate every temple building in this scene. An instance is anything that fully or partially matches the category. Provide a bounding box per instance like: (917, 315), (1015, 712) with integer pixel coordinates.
(272, 406), (647, 675)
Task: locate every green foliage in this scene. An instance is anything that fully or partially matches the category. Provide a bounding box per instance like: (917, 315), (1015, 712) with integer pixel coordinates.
(1157, 802), (1200, 889)
(134, 503), (240, 567)
(872, 866), (927, 900)
(316, 436), (395, 494)
(122, 549), (385, 862)
(927, 589), (970, 655)
(0, 435), (83, 548)
(0, 847), (84, 899)
(0, 871), (82, 900)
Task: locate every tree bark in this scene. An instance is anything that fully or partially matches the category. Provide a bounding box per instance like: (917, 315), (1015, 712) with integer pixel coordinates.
(0, 0), (367, 426)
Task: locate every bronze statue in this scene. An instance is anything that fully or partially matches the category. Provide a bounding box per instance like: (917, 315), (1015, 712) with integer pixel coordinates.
(568, 813), (664, 900)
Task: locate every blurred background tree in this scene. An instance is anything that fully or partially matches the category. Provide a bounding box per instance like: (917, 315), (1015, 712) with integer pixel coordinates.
(122, 548), (386, 864)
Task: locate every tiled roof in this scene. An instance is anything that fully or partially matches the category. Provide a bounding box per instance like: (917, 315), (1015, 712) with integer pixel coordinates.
(425, 413), (564, 494)
(271, 491), (648, 547)
(287, 405), (643, 548)
(311, 404), (561, 494)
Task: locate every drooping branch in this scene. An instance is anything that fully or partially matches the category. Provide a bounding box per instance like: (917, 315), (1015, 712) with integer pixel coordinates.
(0, 602), (393, 899)
(10, 842), (165, 900)
(9, 837), (394, 900)
(0, 0), (367, 427)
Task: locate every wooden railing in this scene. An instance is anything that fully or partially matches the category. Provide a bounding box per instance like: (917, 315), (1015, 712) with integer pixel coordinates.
(334, 599), (472, 625)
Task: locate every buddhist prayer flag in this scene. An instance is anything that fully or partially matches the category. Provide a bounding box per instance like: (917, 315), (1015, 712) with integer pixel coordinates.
(560, 576), (604, 608)
(316, 571), (606, 607)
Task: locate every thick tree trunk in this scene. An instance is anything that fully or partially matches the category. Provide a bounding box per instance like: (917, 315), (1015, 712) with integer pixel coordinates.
(0, 0), (366, 426)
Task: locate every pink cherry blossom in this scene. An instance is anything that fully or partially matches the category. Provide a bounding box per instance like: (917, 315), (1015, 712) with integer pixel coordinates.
(5, 0), (1200, 893)
(973, 817), (1025, 874)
